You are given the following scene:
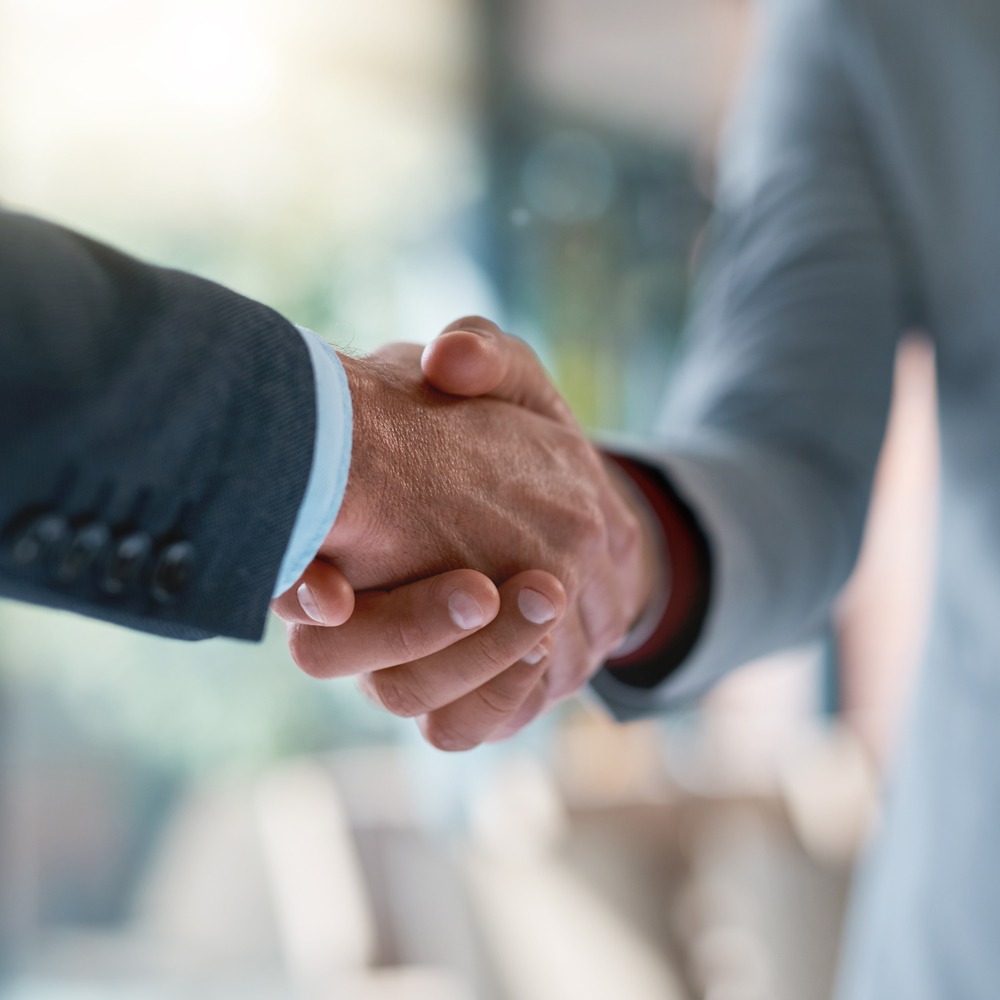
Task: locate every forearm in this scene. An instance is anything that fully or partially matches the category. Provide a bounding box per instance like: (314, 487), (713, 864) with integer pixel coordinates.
(0, 210), (318, 639)
(592, 0), (909, 718)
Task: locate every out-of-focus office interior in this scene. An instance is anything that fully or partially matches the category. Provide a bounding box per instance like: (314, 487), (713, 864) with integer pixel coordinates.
(0, 0), (938, 997)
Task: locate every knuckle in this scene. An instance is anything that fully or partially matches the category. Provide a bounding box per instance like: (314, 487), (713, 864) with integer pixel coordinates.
(548, 656), (596, 702)
(585, 502), (608, 544)
(618, 509), (643, 558)
(569, 435), (599, 470)
(370, 670), (433, 718)
(476, 661), (548, 723)
(475, 681), (529, 718)
(470, 640), (516, 678)
(567, 499), (606, 549)
(582, 602), (624, 656)
(385, 613), (430, 664)
(423, 715), (479, 753)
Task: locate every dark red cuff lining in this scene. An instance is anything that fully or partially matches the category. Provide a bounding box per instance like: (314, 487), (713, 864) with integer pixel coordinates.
(603, 455), (713, 690)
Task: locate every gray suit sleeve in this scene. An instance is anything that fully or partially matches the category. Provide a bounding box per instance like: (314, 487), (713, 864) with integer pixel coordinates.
(592, 0), (910, 717)
(0, 211), (318, 641)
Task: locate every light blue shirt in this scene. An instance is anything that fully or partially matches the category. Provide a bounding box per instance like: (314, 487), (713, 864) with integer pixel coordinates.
(271, 328), (352, 597)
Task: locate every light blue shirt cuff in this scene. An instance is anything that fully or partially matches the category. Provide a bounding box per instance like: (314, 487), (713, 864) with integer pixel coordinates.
(272, 327), (353, 598)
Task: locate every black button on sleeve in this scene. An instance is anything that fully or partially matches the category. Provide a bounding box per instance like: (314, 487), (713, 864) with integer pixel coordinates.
(54, 522), (111, 584)
(3, 513), (71, 569)
(101, 532), (153, 596)
(151, 541), (196, 603)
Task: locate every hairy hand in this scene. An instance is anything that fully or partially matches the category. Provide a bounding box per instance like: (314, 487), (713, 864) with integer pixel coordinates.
(274, 318), (656, 750)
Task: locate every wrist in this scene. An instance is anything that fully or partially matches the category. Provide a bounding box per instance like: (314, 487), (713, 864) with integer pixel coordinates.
(603, 456), (662, 633)
(320, 353), (385, 555)
(601, 455), (712, 685)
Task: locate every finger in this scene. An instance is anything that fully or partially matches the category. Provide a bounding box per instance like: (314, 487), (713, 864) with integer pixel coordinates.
(540, 606), (602, 705)
(422, 316), (577, 426)
(420, 652), (550, 752)
(425, 632), (552, 748)
(420, 317), (507, 396)
(286, 569), (500, 679)
(576, 555), (630, 662)
(359, 633), (552, 722)
(486, 672), (551, 743)
(271, 559), (356, 627)
(362, 570), (566, 726)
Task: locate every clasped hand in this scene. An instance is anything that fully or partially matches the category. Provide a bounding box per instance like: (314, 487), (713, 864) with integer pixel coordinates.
(271, 318), (655, 750)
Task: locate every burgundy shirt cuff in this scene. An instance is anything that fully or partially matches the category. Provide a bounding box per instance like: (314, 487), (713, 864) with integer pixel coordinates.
(602, 454), (713, 689)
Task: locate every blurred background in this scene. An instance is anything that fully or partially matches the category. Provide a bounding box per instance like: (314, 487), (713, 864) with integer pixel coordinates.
(0, 0), (938, 997)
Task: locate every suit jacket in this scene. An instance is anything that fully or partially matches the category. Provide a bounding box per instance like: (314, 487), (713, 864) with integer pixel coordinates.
(0, 211), (315, 640)
(591, 0), (1000, 996)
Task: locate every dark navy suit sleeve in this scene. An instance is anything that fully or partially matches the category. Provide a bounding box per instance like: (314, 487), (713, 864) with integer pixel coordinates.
(0, 210), (317, 640)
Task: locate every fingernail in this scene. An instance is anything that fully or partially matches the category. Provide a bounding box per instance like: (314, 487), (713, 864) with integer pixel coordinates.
(442, 325), (489, 338)
(518, 588), (557, 625)
(297, 583), (326, 624)
(522, 644), (547, 665)
(448, 589), (486, 630)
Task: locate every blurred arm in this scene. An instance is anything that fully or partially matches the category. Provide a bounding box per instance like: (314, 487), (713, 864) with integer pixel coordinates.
(592, 0), (909, 716)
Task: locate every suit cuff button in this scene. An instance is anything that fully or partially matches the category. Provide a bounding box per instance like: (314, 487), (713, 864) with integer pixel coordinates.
(55, 522), (111, 584)
(102, 532), (154, 596)
(151, 541), (196, 603)
(2, 512), (71, 569)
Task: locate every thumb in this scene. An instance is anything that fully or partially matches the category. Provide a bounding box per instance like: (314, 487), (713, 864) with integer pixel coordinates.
(421, 315), (577, 427)
(271, 558), (356, 627)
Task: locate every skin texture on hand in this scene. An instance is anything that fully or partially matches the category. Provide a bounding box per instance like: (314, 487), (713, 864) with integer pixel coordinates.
(273, 318), (658, 750)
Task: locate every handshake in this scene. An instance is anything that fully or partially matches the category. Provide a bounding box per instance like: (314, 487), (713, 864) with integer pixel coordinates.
(271, 317), (660, 752)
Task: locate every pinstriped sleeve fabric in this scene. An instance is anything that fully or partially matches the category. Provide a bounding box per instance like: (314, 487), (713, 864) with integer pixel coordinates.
(591, 0), (910, 718)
